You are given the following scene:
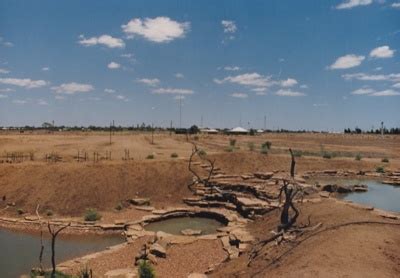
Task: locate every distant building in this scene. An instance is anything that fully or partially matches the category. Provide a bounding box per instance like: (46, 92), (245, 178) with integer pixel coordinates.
(200, 128), (219, 134)
(227, 127), (249, 135)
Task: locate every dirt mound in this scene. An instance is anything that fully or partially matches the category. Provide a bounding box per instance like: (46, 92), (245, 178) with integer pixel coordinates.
(0, 161), (192, 216)
(211, 199), (400, 277)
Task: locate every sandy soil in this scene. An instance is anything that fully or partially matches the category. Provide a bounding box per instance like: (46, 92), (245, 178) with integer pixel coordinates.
(211, 199), (400, 278)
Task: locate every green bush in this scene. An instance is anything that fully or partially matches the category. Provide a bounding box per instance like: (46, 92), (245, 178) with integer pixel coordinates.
(198, 149), (207, 156)
(260, 146), (268, 155)
(30, 270), (71, 278)
(17, 208), (24, 215)
(355, 153), (362, 161)
(46, 210), (54, 216)
(146, 154), (155, 159)
(115, 203), (123, 211)
(376, 166), (385, 173)
(84, 208), (101, 221)
(138, 260), (155, 278)
(229, 138), (236, 147)
(225, 145), (235, 152)
(261, 141), (272, 150)
(322, 152), (332, 159)
(78, 266), (92, 278)
(247, 142), (255, 151)
(170, 152), (179, 158)
(382, 157), (389, 163)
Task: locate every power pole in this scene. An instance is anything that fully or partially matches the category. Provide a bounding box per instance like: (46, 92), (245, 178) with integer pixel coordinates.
(264, 115), (266, 130)
(381, 121), (384, 138)
(179, 97), (182, 128)
(109, 122), (112, 145)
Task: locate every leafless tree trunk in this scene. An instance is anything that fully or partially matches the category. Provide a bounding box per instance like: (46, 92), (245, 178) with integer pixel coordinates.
(47, 222), (71, 278)
(289, 148), (295, 178)
(35, 205), (45, 274)
(188, 143), (215, 191)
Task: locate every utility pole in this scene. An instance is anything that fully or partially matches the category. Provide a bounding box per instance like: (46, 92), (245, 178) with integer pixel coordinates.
(201, 115), (203, 128)
(180, 97), (182, 129)
(264, 115), (266, 130)
(169, 120), (172, 136)
(112, 120), (115, 135)
(109, 122), (112, 145)
(381, 121), (384, 138)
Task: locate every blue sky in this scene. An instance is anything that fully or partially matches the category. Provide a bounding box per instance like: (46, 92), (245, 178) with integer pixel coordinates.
(0, 0), (399, 131)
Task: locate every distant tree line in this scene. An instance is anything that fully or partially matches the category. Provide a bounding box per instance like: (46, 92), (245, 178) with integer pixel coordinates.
(344, 127), (400, 135)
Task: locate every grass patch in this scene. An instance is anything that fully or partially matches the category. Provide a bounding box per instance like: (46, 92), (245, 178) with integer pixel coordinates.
(376, 166), (385, 173)
(84, 208), (101, 221)
(261, 141), (272, 150)
(291, 150), (303, 157)
(229, 138), (237, 147)
(31, 270), (71, 278)
(146, 154), (155, 159)
(247, 142), (255, 151)
(198, 149), (207, 156)
(382, 157), (389, 163)
(355, 153), (362, 161)
(46, 210), (54, 217)
(138, 260), (155, 278)
(17, 208), (24, 215)
(225, 145), (235, 152)
(115, 202), (123, 211)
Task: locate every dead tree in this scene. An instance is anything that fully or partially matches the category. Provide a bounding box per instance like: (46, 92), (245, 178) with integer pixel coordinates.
(35, 204), (45, 275)
(278, 180), (300, 231)
(48, 222), (71, 278)
(188, 143), (215, 192)
(289, 148), (295, 178)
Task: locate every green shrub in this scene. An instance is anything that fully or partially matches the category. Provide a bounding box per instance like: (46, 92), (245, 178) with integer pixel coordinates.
(78, 266), (92, 278)
(322, 152), (332, 159)
(115, 203), (123, 211)
(170, 152), (179, 158)
(146, 154), (155, 159)
(193, 135), (199, 141)
(229, 138), (236, 147)
(260, 146), (268, 155)
(225, 145), (235, 152)
(46, 210), (54, 216)
(84, 208), (101, 221)
(30, 270), (71, 278)
(17, 208), (24, 215)
(376, 166), (385, 173)
(382, 157), (389, 163)
(198, 149), (207, 156)
(261, 141), (272, 150)
(138, 260), (155, 278)
(247, 142), (255, 151)
(355, 153), (362, 161)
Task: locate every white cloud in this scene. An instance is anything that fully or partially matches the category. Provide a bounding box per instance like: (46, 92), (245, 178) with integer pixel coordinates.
(174, 73), (184, 78)
(0, 37), (13, 47)
(174, 95), (185, 100)
(137, 78), (160, 87)
(214, 72), (273, 87)
(0, 68), (9, 74)
(51, 82), (94, 94)
(392, 83), (400, 88)
(116, 95), (129, 102)
(369, 89), (400, 96)
(0, 88), (14, 93)
(12, 99), (27, 104)
(55, 95), (65, 100)
(336, 0), (372, 9)
(351, 87), (375, 95)
(104, 88), (116, 94)
(313, 103), (328, 107)
(275, 89), (306, 97)
(0, 94), (8, 98)
(369, 45), (395, 58)
(342, 72), (400, 82)
(224, 66), (240, 71)
(300, 84), (309, 89)
(37, 99), (49, 105)
(152, 88), (193, 95)
(41, 67), (50, 71)
(251, 87), (267, 92)
(78, 34), (125, 48)
(107, 61), (121, 69)
(329, 54), (365, 69)
(122, 17), (190, 43)
(231, 92), (248, 98)
(374, 67), (382, 71)
(392, 3), (400, 8)
(0, 78), (48, 88)
(281, 78), (298, 87)
(221, 20), (237, 33)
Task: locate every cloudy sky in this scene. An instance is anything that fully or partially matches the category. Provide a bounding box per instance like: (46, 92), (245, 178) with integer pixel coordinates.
(0, 0), (399, 130)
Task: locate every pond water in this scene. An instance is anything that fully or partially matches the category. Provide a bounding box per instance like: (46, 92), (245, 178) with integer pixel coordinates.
(144, 216), (224, 235)
(310, 178), (400, 213)
(0, 229), (124, 278)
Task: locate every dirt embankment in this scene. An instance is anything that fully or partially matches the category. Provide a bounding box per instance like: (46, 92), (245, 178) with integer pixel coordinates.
(0, 160), (193, 216)
(211, 199), (400, 278)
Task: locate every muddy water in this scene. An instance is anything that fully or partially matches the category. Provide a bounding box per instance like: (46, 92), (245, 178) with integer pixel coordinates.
(144, 216), (224, 235)
(0, 229), (124, 278)
(310, 178), (400, 212)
